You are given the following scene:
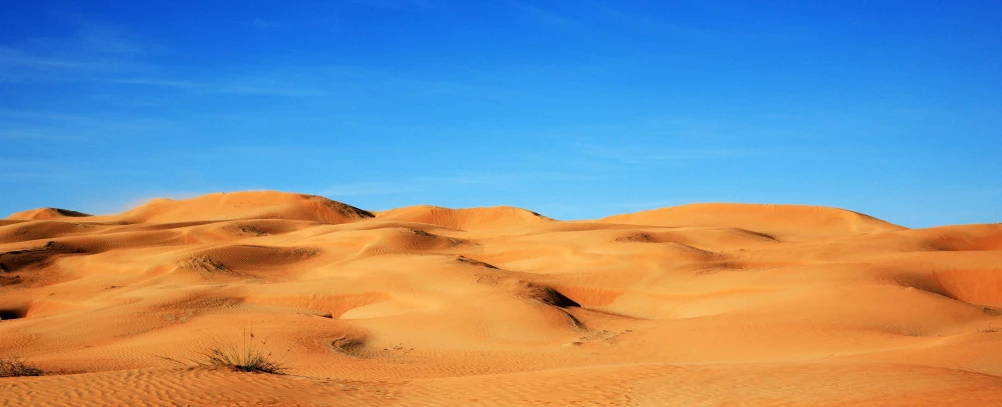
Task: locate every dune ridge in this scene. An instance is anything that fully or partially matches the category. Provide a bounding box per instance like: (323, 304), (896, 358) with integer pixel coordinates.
(7, 208), (92, 221)
(2, 191), (1001, 406)
(599, 202), (906, 241)
(376, 204), (551, 231)
(107, 191), (373, 224)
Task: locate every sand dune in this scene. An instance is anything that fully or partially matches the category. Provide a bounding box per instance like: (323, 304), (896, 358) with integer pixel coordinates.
(6, 208), (92, 221)
(109, 191), (373, 224)
(1, 191), (1001, 406)
(376, 204), (551, 230)
(600, 203), (905, 241)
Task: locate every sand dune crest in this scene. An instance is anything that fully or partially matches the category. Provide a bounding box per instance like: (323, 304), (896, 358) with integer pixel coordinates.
(1, 192), (1000, 406)
(108, 191), (373, 224)
(7, 208), (92, 221)
(600, 202), (905, 241)
(376, 204), (551, 230)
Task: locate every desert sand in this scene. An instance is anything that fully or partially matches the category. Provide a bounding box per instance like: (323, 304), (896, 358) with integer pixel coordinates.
(1, 190), (1001, 406)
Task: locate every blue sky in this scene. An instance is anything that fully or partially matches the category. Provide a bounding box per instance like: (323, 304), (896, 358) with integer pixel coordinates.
(2, 1), (1000, 227)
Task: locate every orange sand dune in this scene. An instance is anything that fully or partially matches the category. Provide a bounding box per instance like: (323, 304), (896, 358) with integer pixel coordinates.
(6, 207), (92, 221)
(376, 204), (551, 230)
(2, 190), (1001, 406)
(600, 202), (905, 241)
(104, 191), (372, 224)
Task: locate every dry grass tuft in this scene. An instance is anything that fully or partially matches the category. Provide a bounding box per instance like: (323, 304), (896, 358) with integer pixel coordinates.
(0, 357), (43, 377)
(199, 329), (286, 374)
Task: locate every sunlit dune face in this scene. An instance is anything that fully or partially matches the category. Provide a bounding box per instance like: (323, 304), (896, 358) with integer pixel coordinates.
(1, 191), (1001, 406)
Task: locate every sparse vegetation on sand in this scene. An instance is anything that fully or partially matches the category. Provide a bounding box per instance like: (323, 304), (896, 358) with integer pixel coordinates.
(0, 357), (43, 377)
(199, 329), (287, 374)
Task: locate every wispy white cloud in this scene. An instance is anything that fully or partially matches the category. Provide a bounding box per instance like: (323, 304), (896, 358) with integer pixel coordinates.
(2, 16), (519, 102)
(210, 80), (330, 96)
(0, 126), (85, 141)
(104, 75), (330, 96)
(0, 107), (179, 141)
(0, 109), (99, 122)
(507, 1), (681, 34)
(508, 2), (581, 29)
(577, 143), (762, 164)
(105, 77), (197, 87)
(0, 156), (156, 183)
(0, 19), (146, 83)
(0, 158), (65, 181)
(0, 18), (333, 98)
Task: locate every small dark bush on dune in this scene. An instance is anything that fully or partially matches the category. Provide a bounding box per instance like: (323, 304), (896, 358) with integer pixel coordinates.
(199, 329), (286, 374)
(0, 357), (43, 377)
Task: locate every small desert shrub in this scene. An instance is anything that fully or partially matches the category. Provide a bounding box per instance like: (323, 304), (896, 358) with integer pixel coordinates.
(199, 329), (286, 374)
(0, 357), (43, 377)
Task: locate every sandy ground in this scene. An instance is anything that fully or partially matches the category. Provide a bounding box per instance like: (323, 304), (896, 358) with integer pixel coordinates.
(1, 191), (1001, 406)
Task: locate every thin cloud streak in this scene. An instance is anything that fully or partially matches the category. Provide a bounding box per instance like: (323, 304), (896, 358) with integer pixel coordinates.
(3, 17), (520, 100)
(577, 143), (766, 164)
(0, 19), (146, 83)
(0, 108), (180, 141)
(507, 1), (684, 34)
(508, 2), (581, 29)
(0, 18), (329, 98)
(105, 77), (198, 88)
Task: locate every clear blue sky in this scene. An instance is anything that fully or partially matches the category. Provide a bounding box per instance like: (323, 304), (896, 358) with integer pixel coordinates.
(2, 1), (1000, 227)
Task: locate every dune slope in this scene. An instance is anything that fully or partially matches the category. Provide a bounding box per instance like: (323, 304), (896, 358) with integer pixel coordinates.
(600, 202), (905, 241)
(376, 204), (551, 230)
(112, 191), (374, 224)
(1, 192), (1000, 406)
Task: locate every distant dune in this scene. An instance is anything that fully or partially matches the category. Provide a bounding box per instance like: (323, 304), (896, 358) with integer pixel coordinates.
(113, 191), (374, 224)
(2, 191), (1001, 406)
(6, 207), (92, 221)
(376, 204), (551, 230)
(599, 202), (905, 240)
